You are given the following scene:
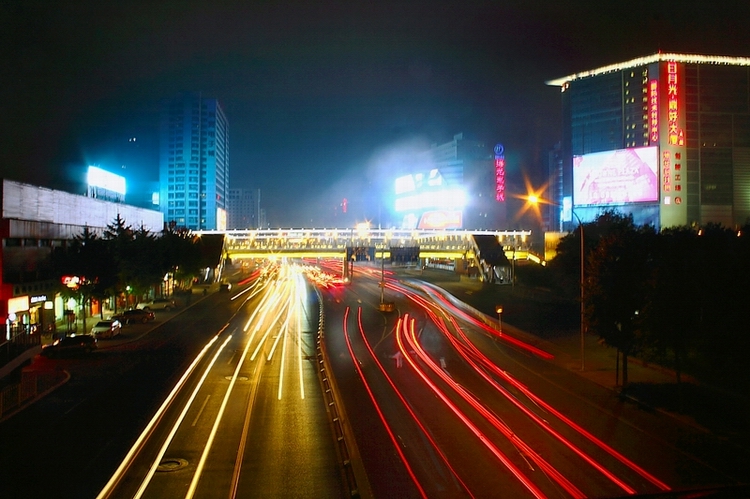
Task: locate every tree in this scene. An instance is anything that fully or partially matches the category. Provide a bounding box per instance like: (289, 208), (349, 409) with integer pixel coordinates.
(584, 216), (655, 386)
(52, 226), (114, 329)
(158, 229), (203, 289)
(641, 226), (700, 408)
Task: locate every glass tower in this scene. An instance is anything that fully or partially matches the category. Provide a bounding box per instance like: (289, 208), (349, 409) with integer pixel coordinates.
(159, 93), (229, 231)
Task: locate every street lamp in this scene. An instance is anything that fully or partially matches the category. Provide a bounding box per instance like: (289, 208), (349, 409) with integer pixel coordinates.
(495, 305), (503, 332)
(528, 195), (586, 371)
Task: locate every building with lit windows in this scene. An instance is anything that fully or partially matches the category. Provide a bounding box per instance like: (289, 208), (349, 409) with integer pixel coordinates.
(227, 188), (255, 229)
(546, 53), (750, 231)
(159, 93), (229, 231)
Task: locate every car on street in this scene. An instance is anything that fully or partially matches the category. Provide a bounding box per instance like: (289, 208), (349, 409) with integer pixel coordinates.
(90, 319), (122, 339)
(136, 298), (175, 311)
(41, 334), (97, 357)
(112, 309), (155, 324)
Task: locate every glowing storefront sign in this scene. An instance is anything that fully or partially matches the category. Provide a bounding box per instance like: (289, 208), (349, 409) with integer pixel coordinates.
(8, 296), (30, 315)
(62, 276), (82, 289)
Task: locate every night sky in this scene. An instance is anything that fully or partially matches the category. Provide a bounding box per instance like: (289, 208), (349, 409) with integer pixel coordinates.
(3, 1), (750, 227)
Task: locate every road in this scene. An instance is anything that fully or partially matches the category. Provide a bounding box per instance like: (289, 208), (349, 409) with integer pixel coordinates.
(1, 259), (748, 498)
(319, 260), (748, 498)
(0, 263), (347, 499)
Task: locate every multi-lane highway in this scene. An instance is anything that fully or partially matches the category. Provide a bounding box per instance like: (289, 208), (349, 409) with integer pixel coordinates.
(1, 259), (747, 498)
(318, 260), (747, 498)
(98, 262), (347, 499)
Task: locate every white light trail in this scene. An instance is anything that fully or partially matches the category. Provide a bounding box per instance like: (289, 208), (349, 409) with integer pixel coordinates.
(134, 334), (233, 499)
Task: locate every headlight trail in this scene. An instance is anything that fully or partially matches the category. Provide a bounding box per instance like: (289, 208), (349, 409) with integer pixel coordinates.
(96, 333), (221, 499)
(134, 334), (234, 499)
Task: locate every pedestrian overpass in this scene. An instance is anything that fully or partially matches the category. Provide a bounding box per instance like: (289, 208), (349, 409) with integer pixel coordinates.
(194, 228), (538, 281)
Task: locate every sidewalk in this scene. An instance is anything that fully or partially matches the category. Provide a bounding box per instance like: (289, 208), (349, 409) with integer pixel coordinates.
(0, 287), (212, 423)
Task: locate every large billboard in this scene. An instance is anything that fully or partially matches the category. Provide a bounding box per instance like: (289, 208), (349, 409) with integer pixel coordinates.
(394, 169), (465, 229)
(573, 146), (658, 207)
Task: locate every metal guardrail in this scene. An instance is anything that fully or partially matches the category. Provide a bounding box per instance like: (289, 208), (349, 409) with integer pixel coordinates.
(314, 287), (373, 499)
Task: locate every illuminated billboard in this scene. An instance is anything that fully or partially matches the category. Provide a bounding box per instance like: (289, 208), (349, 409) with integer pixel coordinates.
(87, 166), (126, 195)
(573, 147), (658, 207)
(394, 168), (466, 229)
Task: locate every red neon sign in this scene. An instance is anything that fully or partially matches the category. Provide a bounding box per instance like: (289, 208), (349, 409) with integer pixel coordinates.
(495, 158), (506, 202)
(666, 62), (684, 147)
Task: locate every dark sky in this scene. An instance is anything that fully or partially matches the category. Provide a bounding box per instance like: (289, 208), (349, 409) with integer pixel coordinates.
(3, 1), (750, 227)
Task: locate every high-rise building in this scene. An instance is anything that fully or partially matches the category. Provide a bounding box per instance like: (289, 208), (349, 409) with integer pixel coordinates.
(547, 53), (750, 231)
(227, 188), (254, 229)
(159, 93), (229, 230)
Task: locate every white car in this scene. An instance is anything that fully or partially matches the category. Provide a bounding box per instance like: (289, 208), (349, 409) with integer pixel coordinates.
(91, 320), (122, 339)
(136, 298), (175, 311)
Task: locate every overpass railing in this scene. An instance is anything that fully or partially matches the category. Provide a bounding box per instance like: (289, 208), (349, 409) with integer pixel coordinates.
(197, 228), (532, 254)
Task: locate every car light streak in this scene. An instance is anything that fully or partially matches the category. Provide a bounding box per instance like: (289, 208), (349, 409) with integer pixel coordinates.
(276, 309), (292, 400)
(187, 311), (273, 498)
(447, 316), (671, 492)
(134, 334), (234, 499)
(250, 284), (290, 361)
(342, 307), (429, 499)
(96, 333), (222, 499)
(387, 274), (669, 495)
(394, 315), (549, 499)
(437, 315), (638, 495)
(401, 316), (586, 498)
(355, 309), (476, 498)
(386, 281), (554, 359)
(296, 272), (305, 399)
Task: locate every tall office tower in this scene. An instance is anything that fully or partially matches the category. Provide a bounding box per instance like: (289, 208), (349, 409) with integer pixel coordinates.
(227, 188), (255, 229)
(547, 53), (750, 231)
(159, 93), (229, 230)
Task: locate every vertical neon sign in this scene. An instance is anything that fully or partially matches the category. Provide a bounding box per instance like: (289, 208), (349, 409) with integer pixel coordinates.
(659, 59), (687, 227)
(494, 143), (505, 202)
(666, 61), (684, 147)
(649, 79), (659, 144)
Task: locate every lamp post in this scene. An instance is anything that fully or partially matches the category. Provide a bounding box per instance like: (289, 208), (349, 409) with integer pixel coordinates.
(571, 211), (585, 372)
(529, 195), (586, 371)
(495, 305), (503, 332)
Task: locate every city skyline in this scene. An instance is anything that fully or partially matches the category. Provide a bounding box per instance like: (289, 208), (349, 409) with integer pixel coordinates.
(4, 1), (750, 227)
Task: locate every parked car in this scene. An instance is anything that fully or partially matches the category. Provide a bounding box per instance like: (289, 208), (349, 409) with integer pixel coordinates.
(91, 319), (122, 339)
(113, 309), (155, 324)
(41, 335), (97, 357)
(136, 298), (175, 311)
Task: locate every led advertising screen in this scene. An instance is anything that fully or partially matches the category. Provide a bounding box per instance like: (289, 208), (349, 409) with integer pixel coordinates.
(573, 147), (658, 207)
(394, 168), (466, 229)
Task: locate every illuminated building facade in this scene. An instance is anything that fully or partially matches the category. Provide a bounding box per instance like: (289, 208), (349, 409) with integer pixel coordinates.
(159, 93), (229, 231)
(547, 53), (750, 231)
